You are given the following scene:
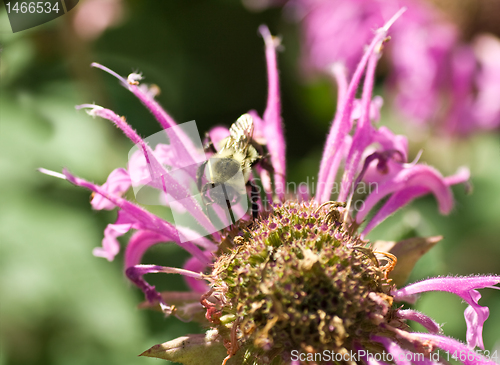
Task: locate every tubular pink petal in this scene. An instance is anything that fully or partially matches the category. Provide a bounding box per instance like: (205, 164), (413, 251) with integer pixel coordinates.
(124, 231), (169, 268)
(128, 82), (178, 130)
(393, 275), (500, 350)
(91, 168), (131, 210)
(77, 105), (143, 145)
(135, 145), (218, 238)
(183, 256), (211, 293)
(62, 169), (210, 265)
(329, 62), (348, 107)
(317, 18), (392, 202)
(91, 62), (176, 130)
(415, 333), (498, 365)
(396, 309), (441, 334)
(350, 96), (384, 123)
(392, 276), (500, 299)
(260, 25), (286, 199)
(317, 134), (351, 203)
(339, 48), (380, 202)
(76, 105), (189, 197)
(316, 63), (347, 202)
(125, 264), (205, 314)
(246, 111), (275, 202)
(91, 62), (128, 84)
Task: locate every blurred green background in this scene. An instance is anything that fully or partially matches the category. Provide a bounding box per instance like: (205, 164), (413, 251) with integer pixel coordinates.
(1, 1), (499, 364)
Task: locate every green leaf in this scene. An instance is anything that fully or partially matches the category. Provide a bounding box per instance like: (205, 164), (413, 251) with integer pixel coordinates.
(140, 332), (230, 365)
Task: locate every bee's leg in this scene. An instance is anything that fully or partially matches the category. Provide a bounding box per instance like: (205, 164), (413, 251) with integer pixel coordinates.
(201, 182), (236, 226)
(247, 180), (260, 219)
(196, 161), (209, 193)
(200, 182), (213, 208)
(220, 184), (236, 224)
(203, 132), (217, 154)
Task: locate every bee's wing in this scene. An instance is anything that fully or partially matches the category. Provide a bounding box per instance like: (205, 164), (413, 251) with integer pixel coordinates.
(227, 114), (254, 152)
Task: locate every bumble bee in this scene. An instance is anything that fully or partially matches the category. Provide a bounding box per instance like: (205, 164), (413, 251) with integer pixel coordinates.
(197, 114), (266, 221)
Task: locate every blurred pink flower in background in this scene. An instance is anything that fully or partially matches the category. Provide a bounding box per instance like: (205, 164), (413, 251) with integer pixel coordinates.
(249, 0), (500, 136)
(73, 0), (124, 41)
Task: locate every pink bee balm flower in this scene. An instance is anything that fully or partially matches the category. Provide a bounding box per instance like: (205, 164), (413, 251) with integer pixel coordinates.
(41, 11), (499, 365)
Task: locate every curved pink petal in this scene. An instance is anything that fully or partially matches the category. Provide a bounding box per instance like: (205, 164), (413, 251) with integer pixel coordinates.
(361, 167), (470, 235)
(393, 275), (500, 349)
(357, 164), (453, 224)
(124, 231), (169, 268)
(464, 290), (489, 350)
(93, 220), (132, 261)
(91, 168), (131, 210)
(396, 309), (441, 334)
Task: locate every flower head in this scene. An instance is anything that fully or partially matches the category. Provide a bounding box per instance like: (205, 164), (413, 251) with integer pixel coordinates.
(41, 10), (500, 365)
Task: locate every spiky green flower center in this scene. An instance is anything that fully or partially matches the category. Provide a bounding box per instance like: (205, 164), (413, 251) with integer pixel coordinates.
(211, 201), (396, 363)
